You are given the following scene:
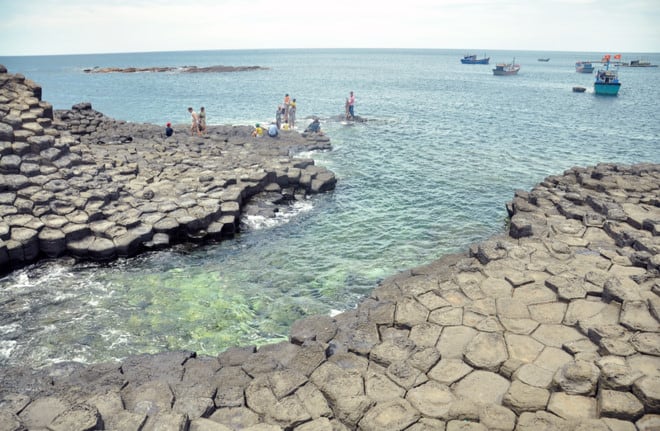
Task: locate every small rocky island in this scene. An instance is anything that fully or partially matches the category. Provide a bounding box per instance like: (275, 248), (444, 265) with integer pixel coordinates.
(1, 65), (659, 430)
(83, 65), (269, 73)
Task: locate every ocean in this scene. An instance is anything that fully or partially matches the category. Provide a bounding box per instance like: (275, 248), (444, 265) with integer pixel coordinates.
(1, 49), (659, 368)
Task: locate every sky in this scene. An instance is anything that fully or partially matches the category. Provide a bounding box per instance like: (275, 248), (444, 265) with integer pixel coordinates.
(0, 0), (659, 56)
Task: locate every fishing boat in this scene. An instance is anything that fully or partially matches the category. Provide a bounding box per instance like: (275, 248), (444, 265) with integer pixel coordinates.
(538, 58), (550, 62)
(461, 54), (490, 65)
(594, 55), (621, 96)
(575, 61), (594, 73)
(623, 59), (658, 68)
(492, 58), (520, 76)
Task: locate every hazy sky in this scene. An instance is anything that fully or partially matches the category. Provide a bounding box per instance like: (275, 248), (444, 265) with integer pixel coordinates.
(1, 0), (659, 56)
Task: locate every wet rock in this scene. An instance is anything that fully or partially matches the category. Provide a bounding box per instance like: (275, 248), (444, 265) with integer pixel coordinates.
(37, 227), (66, 257)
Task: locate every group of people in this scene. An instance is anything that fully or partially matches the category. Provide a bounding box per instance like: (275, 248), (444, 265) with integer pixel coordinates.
(187, 107), (207, 136)
(254, 93), (298, 138)
(251, 122), (279, 138)
(167, 91), (354, 140)
(276, 93), (297, 130)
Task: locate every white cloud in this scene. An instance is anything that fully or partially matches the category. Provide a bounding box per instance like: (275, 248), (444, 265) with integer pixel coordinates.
(0, 0), (658, 55)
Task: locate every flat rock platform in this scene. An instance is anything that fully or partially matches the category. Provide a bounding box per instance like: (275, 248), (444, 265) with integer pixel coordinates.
(1, 66), (660, 430)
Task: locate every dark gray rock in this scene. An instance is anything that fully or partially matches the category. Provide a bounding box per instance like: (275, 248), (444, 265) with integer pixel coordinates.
(290, 315), (337, 345)
(37, 227), (66, 257)
(0, 123), (13, 141)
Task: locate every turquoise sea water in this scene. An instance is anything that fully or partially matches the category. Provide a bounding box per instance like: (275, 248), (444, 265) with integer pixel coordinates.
(1, 49), (659, 367)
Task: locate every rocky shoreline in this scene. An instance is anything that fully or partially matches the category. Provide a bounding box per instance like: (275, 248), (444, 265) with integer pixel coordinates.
(1, 65), (660, 431)
(0, 65), (336, 274)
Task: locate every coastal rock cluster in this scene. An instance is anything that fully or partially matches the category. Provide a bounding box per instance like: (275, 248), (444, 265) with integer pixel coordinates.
(0, 65), (335, 273)
(1, 65), (660, 431)
(1, 163), (658, 430)
(83, 65), (269, 73)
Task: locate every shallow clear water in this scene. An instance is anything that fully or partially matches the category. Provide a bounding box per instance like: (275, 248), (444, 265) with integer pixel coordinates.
(1, 49), (659, 367)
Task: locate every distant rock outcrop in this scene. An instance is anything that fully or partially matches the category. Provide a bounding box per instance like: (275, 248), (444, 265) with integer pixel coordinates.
(83, 65), (269, 73)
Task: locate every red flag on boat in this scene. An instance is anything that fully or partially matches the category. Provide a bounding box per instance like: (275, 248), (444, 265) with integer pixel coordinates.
(614, 54), (621, 60)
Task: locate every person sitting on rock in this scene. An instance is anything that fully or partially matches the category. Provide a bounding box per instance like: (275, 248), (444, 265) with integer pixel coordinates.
(305, 118), (322, 134)
(165, 122), (174, 137)
(251, 123), (264, 137)
(267, 123), (278, 137)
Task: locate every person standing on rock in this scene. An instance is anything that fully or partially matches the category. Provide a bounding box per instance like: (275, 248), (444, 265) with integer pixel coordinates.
(283, 93), (291, 123)
(276, 105), (283, 129)
(347, 91), (356, 120)
(188, 107), (201, 136)
(288, 99), (297, 129)
(199, 107), (207, 134)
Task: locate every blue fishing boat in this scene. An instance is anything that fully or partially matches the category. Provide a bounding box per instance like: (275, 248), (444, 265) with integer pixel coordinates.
(594, 55), (621, 96)
(461, 54), (490, 65)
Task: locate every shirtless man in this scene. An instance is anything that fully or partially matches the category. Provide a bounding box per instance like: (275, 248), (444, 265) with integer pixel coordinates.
(188, 107), (201, 136)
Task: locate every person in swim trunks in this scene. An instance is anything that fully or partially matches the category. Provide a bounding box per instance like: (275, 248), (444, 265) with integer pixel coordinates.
(188, 107), (200, 136)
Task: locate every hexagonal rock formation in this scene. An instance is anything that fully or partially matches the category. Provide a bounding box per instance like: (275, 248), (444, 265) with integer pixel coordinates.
(1, 64), (659, 430)
(0, 65), (336, 273)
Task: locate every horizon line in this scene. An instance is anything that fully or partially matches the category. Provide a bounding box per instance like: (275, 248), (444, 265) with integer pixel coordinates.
(2, 47), (659, 58)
